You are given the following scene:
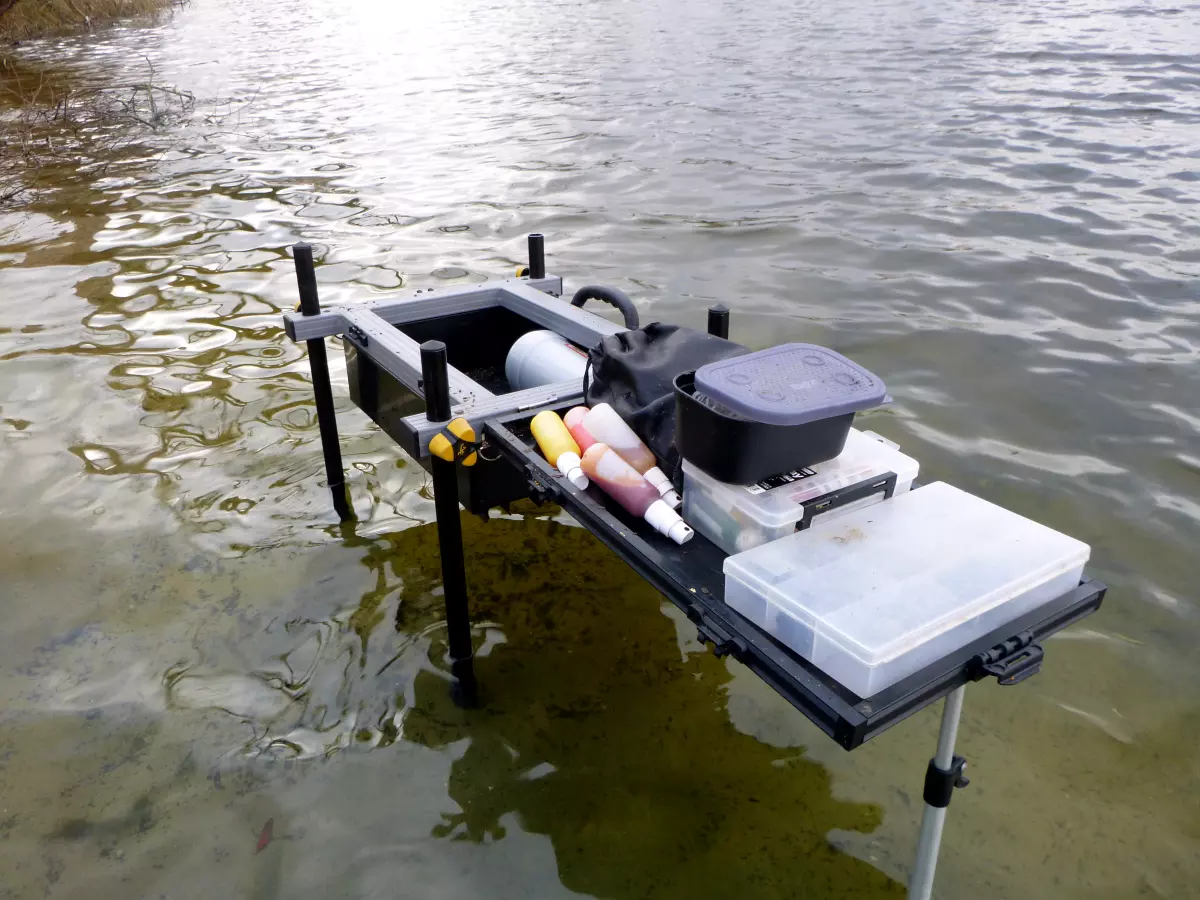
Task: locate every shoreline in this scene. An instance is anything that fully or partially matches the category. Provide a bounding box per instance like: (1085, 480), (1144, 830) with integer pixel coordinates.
(1, 0), (182, 44)
(0, 1), (192, 207)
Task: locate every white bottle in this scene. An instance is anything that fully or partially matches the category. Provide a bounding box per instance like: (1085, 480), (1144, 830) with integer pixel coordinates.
(581, 403), (682, 509)
(581, 444), (693, 545)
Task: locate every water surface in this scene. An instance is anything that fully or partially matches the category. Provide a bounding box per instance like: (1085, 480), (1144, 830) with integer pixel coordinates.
(2, 0), (1199, 897)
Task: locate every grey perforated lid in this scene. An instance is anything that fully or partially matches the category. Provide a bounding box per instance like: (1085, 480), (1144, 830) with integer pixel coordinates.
(694, 343), (887, 426)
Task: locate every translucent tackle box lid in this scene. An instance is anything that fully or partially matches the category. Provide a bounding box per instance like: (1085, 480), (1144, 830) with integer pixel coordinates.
(694, 343), (887, 426)
(723, 482), (1091, 669)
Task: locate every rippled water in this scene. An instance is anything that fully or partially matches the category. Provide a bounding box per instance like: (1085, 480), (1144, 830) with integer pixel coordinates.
(1, 0), (1198, 897)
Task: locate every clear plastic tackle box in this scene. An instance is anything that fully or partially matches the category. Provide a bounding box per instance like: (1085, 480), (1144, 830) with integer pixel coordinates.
(683, 429), (919, 555)
(722, 482), (1090, 697)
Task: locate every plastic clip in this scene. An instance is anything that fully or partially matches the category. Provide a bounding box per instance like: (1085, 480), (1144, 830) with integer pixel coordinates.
(971, 631), (1044, 686)
(691, 615), (745, 660)
(346, 324), (369, 347)
(526, 470), (556, 505)
(923, 755), (970, 809)
(708, 634), (747, 660)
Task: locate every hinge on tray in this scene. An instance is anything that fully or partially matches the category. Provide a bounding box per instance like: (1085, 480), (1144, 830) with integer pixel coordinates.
(970, 631), (1044, 685)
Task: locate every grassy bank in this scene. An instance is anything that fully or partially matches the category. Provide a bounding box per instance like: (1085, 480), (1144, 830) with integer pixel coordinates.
(0, 0), (181, 43)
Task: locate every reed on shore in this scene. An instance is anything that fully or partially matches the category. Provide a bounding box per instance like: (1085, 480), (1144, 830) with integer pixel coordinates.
(1, 0), (181, 43)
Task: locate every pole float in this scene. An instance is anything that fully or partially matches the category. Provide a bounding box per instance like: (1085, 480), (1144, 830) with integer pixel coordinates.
(421, 340), (479, 708)
(293, 243), (353, 522)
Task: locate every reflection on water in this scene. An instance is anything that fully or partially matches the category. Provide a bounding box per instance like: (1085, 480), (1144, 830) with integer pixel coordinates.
(1, 0), (1199, 897)
(403, 519), (901, 898)
(0, 514), (902, 898)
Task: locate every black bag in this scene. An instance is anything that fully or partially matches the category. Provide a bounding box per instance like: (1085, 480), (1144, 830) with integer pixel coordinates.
(584, 323), (747, 482)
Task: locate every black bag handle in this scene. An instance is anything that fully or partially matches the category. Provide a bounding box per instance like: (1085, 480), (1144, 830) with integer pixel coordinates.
(571, 285), (640, 330)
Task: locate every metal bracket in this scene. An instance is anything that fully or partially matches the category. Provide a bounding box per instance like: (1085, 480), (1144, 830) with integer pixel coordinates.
(346, 324), (368, 347)
(923, 755), (970, 809)
(970, 631), (1044, 685)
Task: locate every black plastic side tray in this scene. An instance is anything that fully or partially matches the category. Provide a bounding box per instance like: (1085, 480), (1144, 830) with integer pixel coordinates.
(484, 407), (1106, 751)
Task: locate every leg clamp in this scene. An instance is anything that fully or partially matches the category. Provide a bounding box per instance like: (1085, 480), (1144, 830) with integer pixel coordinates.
(923, 756), (970, 809)
(428, 418), (480, 467)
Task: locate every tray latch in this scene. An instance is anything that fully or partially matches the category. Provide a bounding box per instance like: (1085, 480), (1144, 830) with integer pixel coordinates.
(971, 631), (1044, 685)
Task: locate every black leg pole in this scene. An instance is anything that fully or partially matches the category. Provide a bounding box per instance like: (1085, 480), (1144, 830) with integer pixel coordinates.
(527, 233), (545, 280)
(293, 243), (353, 522)
(707, 304), (730, 339)
(421, 340), (478, 708)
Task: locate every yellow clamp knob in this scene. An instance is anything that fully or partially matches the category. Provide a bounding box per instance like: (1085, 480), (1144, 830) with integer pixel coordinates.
(428, 417), (478, 467)
(515, 266), (530, 277)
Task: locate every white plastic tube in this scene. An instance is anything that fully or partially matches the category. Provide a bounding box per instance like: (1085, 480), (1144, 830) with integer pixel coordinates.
(505, 330), (589, 391)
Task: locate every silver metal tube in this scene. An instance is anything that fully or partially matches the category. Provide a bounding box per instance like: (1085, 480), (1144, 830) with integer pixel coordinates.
(908, 685), (966, 900)
(909, 805), (946, 900)
(934, 685), (965, 769)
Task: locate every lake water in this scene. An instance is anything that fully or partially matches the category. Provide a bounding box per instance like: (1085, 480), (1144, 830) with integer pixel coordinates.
(1, 0), (1198, 897)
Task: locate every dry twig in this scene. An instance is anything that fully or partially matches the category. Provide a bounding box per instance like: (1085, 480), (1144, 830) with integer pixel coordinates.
(1, 55), (196, 206)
